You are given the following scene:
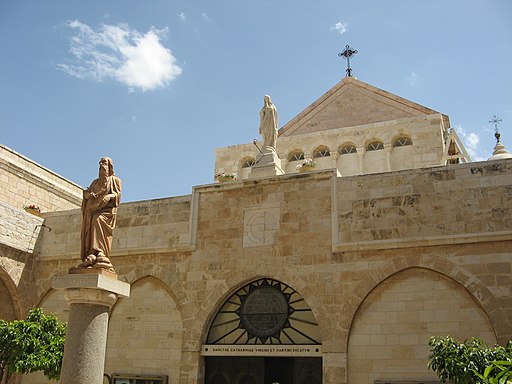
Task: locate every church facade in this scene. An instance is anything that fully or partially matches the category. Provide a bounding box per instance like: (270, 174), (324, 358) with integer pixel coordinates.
(1, 77), (511, 384)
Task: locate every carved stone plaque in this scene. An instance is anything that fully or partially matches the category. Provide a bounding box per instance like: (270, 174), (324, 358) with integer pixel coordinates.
(243, 206), (279, 247)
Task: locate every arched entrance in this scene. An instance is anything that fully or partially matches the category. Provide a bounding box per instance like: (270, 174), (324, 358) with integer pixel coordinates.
(202, 278), (322, 384)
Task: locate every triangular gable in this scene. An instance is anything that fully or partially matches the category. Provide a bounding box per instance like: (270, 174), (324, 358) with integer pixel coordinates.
(279, 77), (449, 137)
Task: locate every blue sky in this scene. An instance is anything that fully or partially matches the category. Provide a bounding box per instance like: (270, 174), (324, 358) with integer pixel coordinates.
(1, 0), (511, 202)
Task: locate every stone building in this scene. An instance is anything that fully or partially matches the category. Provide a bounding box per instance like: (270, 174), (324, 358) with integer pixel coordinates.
(1, 76), (511, 384)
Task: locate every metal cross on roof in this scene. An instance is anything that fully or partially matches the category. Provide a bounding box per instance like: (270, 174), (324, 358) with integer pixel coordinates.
(338, 45), (358, 77)
(489, 115), (503, 142)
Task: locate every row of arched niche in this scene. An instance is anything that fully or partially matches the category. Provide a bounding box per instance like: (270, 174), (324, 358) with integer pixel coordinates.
(241, 135), (413, 168)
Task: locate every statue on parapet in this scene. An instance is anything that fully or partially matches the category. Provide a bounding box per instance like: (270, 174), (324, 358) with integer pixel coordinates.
(78, 157), (121, 273)
(259, 95), (278, 152)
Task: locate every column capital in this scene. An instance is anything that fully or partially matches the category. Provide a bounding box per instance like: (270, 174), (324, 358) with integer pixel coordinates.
(65, 288), (118, 307)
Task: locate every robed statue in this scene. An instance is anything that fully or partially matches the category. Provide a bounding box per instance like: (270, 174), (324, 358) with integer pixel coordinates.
(259, 95), (278, 151)
(79, 157), (121, 271)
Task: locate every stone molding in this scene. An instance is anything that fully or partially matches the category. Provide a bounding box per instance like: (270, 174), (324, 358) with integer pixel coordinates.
(333, 231), (512, 252)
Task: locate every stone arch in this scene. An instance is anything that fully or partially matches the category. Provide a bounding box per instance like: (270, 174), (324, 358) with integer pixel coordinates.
(365, 138), (385, 151)
(240, 157), (256, 169)
(206, 372), (230, 384)
(35, 288), (69, 322)
(0, 265), (20, 320)
(199, 275), (324, 346)
(344, 254), (505, 349)
(105, 275), (183, 382)
(0, 246), (37, 319)
(239, 156), (256, 180)
(392, 134), (413, 147)
(20, 288), (70, 384)
(120, 260), (189, 312)
(34, 259), (190, 317)
(193, 270), (331, 351)
(346, 265), (497, 383)
(287, 149), (305, 162)
(338, 142), (357, 155)
(313, 145), (331, 158)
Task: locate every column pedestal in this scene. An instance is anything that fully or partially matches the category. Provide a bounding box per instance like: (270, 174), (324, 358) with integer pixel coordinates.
(249, 148), (284, 179)
(53, 273), (130, 384)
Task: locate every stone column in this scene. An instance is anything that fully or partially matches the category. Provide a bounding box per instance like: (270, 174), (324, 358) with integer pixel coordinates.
(384, 143), (393, 171)
(356, 147), (366, 175)
(331, 151), (340, 174)
(53, 273), (130, 384)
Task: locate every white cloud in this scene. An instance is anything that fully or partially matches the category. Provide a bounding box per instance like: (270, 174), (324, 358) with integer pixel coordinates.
(202, 13), (212, 22)
(179, 12), (186, 22)
(407, 71), (419, 87)
(57, 20), (182, 91)
(330, 21), (348, 34)
(456, 126), (482, 159)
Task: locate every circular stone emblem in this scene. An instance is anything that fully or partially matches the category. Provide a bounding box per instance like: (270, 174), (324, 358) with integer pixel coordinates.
(240, 286), (288, 338)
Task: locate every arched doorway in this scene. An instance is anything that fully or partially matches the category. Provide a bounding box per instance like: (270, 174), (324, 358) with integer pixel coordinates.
(203, 278), (322, 384)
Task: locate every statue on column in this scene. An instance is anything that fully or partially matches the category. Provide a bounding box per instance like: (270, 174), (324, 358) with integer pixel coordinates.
(259, 95), (278, 152)
(79, 157), (122, 272)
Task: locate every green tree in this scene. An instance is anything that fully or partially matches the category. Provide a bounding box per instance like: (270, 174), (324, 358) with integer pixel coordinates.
(473, 361), (512, 384)
(428, 336), (512, 384)
(0, 308), (66, 383)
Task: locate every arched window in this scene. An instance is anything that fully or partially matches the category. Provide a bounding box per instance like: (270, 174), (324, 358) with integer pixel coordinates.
(207, 278), (321, 345)
(241, 157), (256, 168)
(339, 144), (356, 155)
(313, 146), (330, 158)
(393, 136), (413, 147)
(366, 141), (384, 151)
(288, 150), (305, 162)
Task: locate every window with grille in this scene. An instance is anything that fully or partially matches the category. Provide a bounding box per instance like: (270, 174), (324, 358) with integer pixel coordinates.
(313, 146), (330, 158)
(339, 144), (357, 155)
(288, 151), (305, 161)
(207, 278), (321, 345)
(241, 158), (256, 168)
(367, 141), (384, 151)
(393, 136), (413, 147)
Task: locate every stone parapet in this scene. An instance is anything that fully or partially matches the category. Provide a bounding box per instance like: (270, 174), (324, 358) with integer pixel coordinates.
(0, 144), (82, 212)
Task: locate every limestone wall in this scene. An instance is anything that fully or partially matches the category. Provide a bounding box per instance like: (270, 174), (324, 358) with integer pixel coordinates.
(0, 144), (82, 213)
(335, 160), (512, 251)
(0, 201), (44, 253)
(0, 202), (44, 319)
(15, 158), (512, 384)
(214, 114), (446, 181)
(37, 195), (193, 262)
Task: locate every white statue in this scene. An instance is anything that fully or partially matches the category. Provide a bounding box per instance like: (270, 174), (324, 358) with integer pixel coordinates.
(259, 95), (278, 151)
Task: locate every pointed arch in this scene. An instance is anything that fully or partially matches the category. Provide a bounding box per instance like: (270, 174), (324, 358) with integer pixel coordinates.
(347, 266), (497, 383)
(105, 275), (183, 382)
(343, 255), (506, 348)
